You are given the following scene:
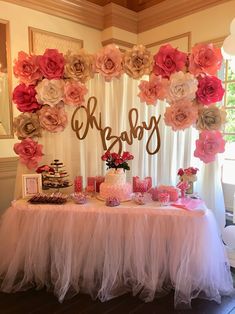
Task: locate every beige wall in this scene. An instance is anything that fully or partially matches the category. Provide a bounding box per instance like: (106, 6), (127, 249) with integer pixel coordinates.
(138, 0), (235, 49)
(0, 1), (102, 158)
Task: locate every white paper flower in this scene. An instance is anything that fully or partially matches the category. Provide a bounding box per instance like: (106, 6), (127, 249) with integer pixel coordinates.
(167, 71), (198, 102)
(36, 78), (64, 106)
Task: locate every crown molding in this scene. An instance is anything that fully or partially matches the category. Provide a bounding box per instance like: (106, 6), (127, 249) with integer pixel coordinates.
(1, 0), (104, 30)
(103, 3), (137, 33)
(1, 0), (232, 33)
(137, 0), (232, 33)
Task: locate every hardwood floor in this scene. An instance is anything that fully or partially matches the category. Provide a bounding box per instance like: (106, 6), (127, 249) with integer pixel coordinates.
(0, 270), (234, 314)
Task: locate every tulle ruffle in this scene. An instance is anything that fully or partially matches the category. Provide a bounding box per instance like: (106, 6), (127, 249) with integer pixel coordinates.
(0, 199), (234, 308)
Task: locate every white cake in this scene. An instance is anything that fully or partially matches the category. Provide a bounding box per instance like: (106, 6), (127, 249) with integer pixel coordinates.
(99, 169), (132, 201)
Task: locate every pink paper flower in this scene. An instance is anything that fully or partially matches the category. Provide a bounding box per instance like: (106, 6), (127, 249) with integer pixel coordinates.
(196, 75), (224, 105)
(38, 49), (65, 79)
(13, 51), (42, 86)
(164, 99), (198, 131)
(38, 105), (68, 133)
(153, 44), (187, 79)
(194, 130), (225, 163)
(189, 43), (223, 76)
(12, 84), (41, 112)
(138, 75), (168, 105)
(95, 44), (123, 81)
(13, 138), (43, 169)
(63, 81), (88, 106)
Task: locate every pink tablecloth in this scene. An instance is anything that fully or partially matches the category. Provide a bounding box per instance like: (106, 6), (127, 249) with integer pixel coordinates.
(0, 198), (233, 309)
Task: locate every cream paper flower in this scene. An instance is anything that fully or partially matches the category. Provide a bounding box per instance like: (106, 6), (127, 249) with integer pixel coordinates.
(196, 105), (227, 131)
(167, 71), (198, 102)
(123, 45), (153, 79)
(13, 112), (42, 139)
(64, 49), (94, 83)
(35, 79), (64, 106)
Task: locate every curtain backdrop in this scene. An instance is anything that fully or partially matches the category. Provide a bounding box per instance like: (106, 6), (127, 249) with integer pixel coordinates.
(14, 74), (226, 230)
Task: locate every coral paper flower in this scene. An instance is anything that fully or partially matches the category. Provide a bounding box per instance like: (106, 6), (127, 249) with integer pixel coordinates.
(35, 79), (64, 106)
(194, 130), (225, 163)
(122, 44), (153, 79)
(13, 138), (43, 169)
(138, 74), (168, 105)
(12, 84), (41, 112)
(95, 44), (123, 81)
(153, 44), (187, 79)
(164, 99), (198, 131)
(64, 49), (94, 83)
(167, 71), (198, 102)
(38, 49), (65, 79)
(189, 43), (223, 76)
(13, 51), (42, 86)
(38, 105), (68, 133)
(196, 75), (225, 105)
(63, 81), (88, 106)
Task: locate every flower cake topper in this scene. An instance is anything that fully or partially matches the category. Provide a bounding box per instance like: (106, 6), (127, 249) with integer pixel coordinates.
(12, 43), (226, 169)
(101, 151), (134, 171)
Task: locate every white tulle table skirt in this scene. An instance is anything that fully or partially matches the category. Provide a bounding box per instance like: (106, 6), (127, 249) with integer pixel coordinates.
(0, 199), (234, 309)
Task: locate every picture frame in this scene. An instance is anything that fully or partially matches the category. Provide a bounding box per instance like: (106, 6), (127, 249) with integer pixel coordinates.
(28, 27), (83, 55)
(22, 174), (42, 198)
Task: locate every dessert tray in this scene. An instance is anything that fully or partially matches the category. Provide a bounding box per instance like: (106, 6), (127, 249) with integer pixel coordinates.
(28, 192), (68, 204)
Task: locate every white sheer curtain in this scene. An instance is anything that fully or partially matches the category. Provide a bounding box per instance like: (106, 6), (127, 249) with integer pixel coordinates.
(14, 74), (225, 230)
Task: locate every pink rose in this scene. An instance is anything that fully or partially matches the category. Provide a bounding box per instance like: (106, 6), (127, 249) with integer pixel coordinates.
(189, 43), (223, 76)
(164, 99), (198, 131)
(38, 105), (68, 133)
(63, 81), (88, 106)
(95, 44), (123, 81)
(194, 130), (225, 163)
(38, 49), (65, 79)
(12, 84), (41, 112)
(13, 51), (42, 85)
(177, 168), (184, 176)
(196, 75), (224, 105)
(13, 138), (43, 169)
(153, 44), (187, 79)
(138, 75), (168, 105)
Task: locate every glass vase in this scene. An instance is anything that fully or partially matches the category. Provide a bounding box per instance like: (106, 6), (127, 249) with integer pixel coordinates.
(186, 181), (193, 194)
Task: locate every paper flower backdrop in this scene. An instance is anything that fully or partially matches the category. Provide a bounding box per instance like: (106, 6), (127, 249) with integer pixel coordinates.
(12, 43), (227, 168)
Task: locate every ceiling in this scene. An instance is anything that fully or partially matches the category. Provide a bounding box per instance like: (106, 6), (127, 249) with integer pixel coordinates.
(85, 0), (166, 12)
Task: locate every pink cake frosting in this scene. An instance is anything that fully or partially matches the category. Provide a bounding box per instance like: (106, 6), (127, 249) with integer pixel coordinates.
(99, 169), (132, 201)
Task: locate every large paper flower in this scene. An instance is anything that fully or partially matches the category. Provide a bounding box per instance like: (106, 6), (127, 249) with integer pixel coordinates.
(122, 45), (152, 79)
(167, 71), (198, 102)
(189, 43), (223, 76)
(63, 81), (88, 106)
(95, 44), (123, 81)
(64, 49), (94, 83)
(13, 51), (42, 86)
(12, 84), (41, 112)
(38, 49), (65, 79)
(153, 44), (187, 79)
(35, 79), (64, 106)
(138, 75), (168, 105)
(164, 99), (198, 131)
(38, 105), (68, 133)
(13, 112), (42, 139)
(196, 106), (227, 131)
(194, 130), (225, 163)
(13, 138), (43, 169)
(196, 75), (224, 105)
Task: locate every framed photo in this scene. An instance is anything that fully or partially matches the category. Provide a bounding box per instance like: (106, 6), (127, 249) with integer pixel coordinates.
(28, 27), (83, 55)
(22, 174), (42, 198)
